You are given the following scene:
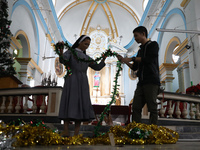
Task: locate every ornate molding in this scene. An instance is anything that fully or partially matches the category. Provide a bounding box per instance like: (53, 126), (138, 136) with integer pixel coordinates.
(95, 0), (107, 3)
(10, 37), (22, 50)
(15, 58), (43, 75)
(179, 61), (189, 69)
(83, 3), (99, 35)
(108, 42), (128, 53)
(180, 0), (191, 8)
(162, 76), (175, 81)
(108, 0), (139, 24)
(14, 30), (30, 58)
(58, 0), (93, 21)
(164, 36), (181, 63)
(100, 4), (115, 38)
(159, 63), (179, 75)
(173, 38), (188, 56)
(160, 63), (179, 70)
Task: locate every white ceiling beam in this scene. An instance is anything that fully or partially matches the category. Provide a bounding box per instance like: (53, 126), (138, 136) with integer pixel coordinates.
(156, 28), (200, 35)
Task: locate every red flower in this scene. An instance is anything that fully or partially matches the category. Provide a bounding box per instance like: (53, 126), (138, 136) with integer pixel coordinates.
(196, 84), (200, 90)
(186, 84), (200, 95)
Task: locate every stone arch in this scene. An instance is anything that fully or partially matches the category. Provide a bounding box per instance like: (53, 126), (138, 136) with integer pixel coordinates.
(15, 30), (30, 58)
(164, 36), (181, 63)
(157, 8), (187, 46)
(11, 0), (40, 64)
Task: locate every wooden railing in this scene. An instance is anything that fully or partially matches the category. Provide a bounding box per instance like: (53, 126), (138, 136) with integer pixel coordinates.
(0, 86), (62, 116)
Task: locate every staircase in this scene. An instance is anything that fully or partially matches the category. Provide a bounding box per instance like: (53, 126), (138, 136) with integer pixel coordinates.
(176, 126), (200, 139)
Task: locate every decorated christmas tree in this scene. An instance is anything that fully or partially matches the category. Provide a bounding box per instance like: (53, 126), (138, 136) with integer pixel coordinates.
(0, 0), (16, 77)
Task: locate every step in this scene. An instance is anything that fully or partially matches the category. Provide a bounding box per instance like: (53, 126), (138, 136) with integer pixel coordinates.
(51, 123), (200, 139)
(176, 126), (200, 132)
(52, 124), (111, 137)
(54, 124), (111, 133)
(175, 126), (200, 139)
(178, 132), (200, 139)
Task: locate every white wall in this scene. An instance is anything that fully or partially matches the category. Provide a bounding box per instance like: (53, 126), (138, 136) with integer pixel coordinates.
(123, 65), (137, 105)
(184, 0), (200, 85)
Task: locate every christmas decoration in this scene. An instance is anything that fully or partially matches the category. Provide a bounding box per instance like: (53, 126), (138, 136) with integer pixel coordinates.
(53, 42), (178, 143)
(54, 41), (118, 79)
(0, 119), (179, 148)
(129, 127), (152, 139)
(0, 0), (16, 77)
(186, 83), (200, 95)
(94, 61), (122, 137)
(54, 41), (121, 136)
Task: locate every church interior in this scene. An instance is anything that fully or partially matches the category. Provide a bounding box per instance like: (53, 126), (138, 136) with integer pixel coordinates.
(1, 0), (200, 149)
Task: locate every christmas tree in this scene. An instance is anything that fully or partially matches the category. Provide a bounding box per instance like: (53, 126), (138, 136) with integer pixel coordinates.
(0, 0), (16, 77)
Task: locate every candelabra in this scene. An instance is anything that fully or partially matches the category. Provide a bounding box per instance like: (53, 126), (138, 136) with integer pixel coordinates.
(41, 72), (57, 86)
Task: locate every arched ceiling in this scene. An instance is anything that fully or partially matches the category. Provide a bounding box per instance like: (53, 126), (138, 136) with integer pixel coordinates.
(53, 0), (145, 46)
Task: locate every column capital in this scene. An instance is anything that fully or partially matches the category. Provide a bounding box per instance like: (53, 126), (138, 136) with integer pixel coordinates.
(15, 58), (31, 65)
(160, 63), (179, 72)
(173, 38), (188, 56)
(105, 63), (111, 67)
(163, 77), (175, 82)
(15, 57), (43, 75)
(112, 61), (117, 65)
(182, 62), (189, 69)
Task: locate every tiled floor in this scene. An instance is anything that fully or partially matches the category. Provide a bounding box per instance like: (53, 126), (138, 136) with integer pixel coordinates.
(14, 142), (200, 150)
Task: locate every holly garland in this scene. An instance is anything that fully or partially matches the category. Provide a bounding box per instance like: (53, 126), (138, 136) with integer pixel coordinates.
(54, 42), (72, 77)
(54, 41), (118, 78)
(94, 61), (122, 137)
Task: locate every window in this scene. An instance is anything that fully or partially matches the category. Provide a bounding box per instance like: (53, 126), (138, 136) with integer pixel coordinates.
(143, 0), (149, 11)
(52, 0), (56, 6)
(172, 45), (180, 63)
(13, 49), (19, 59)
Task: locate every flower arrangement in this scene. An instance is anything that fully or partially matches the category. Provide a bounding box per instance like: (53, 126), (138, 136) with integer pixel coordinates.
(186, 83), (200, 95)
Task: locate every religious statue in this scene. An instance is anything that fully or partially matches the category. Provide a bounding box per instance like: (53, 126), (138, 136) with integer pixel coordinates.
(115, 93), (121, 105)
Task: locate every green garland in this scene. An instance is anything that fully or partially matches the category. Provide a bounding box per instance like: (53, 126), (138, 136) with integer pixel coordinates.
(54, 41), (122, 137)
(94, 61), (122, 137)
(54, 41), (118, 78)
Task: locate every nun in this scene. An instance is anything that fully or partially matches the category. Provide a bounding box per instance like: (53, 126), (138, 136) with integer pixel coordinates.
(58, 35), (106, 137)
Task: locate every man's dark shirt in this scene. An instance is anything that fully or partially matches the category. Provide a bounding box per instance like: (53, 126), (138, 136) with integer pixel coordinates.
(132, 40), (160, 86)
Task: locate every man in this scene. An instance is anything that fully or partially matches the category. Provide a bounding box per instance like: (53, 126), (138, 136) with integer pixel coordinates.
(117, 26), (160, 124)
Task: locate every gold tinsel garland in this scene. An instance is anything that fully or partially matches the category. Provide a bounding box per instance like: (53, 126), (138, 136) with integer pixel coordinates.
(0, 122), (179, 147)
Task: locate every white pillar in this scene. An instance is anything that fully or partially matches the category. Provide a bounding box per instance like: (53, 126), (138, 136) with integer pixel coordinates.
(110, 62), (117, 93)
(118, 64), (124, 94)
(105, 63), (110, 95)
(160, 63), (178, 92)
(20, 74), (28, 85)
(27, 76), (32, 86)
(182, 62), (191, 91)
(16, 58), (31, 85)
(165, 78), (174, 92)
(177, 67), (184, 93)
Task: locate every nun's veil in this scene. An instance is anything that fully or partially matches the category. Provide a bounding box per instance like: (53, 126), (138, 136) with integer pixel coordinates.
(71, 35), (91, 49)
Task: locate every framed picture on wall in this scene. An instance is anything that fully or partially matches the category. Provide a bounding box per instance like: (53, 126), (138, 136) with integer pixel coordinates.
(55, 57), (66, 78)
